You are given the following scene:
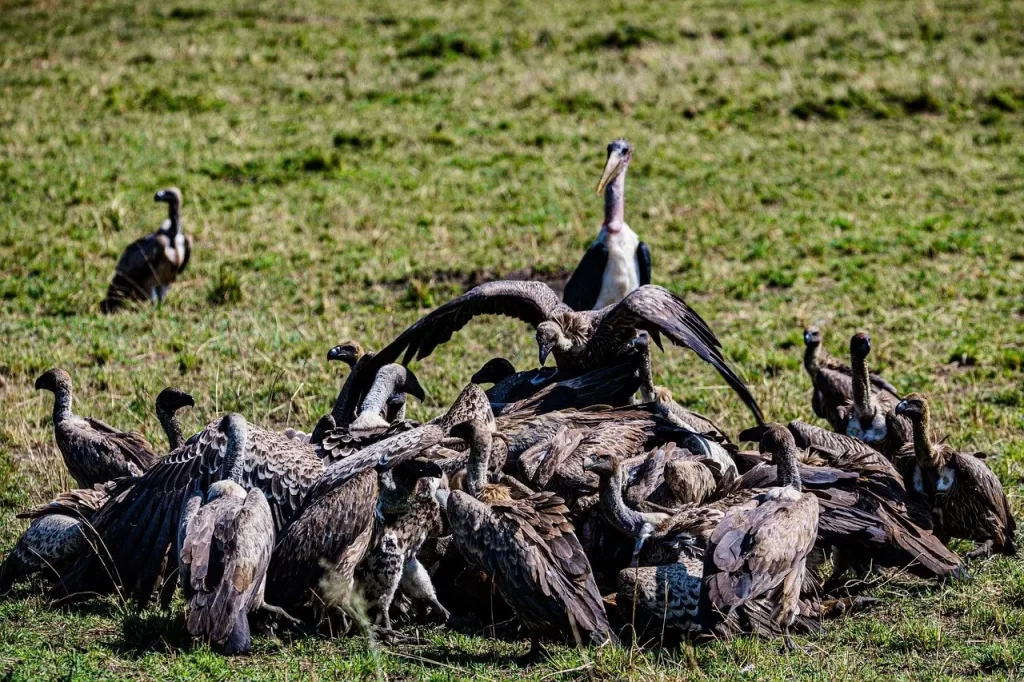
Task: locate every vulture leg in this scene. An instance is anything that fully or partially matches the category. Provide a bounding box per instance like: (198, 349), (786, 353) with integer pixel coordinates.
(260, 603), (305, 632)
(965, 540), (995, 561)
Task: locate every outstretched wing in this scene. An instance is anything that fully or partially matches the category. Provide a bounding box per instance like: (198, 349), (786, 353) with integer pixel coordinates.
(381, 280), (566, 365)
(54, 421), (322, 608)
(307, 424), (443, 500)
(563, 243), (608, 312)
(593, 285), (763, 423)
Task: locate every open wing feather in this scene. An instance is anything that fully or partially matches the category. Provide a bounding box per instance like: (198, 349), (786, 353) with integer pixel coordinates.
(594, 286), (763, 423)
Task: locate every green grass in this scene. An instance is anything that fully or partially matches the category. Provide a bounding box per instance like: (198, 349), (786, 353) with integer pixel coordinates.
(1, 0), (1023, 678)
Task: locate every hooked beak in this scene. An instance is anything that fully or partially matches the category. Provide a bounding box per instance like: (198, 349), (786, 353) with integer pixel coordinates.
(154, 190), (169, 202)
(405, 373), (426, 402)
(538, 344), (553, 366)
(581, 455), (598, 472)
(895, 400), (908, 416)
(596, 149), (626, 194)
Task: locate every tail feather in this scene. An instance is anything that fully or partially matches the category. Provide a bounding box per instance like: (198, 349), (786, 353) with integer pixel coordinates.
(219, 609), (251, 655)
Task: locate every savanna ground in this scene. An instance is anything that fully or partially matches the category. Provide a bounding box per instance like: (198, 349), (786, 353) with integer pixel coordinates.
(1, 0), (1022, 678)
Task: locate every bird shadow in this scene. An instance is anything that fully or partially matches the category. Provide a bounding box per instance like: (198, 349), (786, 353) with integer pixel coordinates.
(104, 609), (194, 658)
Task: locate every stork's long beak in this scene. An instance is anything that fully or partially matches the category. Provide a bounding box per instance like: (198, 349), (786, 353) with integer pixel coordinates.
(596, 149), (626, 194)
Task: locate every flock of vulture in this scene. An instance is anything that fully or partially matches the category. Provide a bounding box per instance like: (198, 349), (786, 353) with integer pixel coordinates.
(2, 140), (1017, 659)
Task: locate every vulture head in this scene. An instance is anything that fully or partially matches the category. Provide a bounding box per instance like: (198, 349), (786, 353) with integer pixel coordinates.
(757, 423), (798, 461)
(803, 326), (822, 348)
(597, 138), (633, 195)
(154, 187), (182, 207)
(470, 358), (517, 386)
(34, 367), (73, 395)
(206, 479), (247, 502)
(895, 393), (929, 422)
(849, 331), (872, 360)
(326, 341), (364, 367)
(156, 387), (195, 413)
(535, 321), (573, 365)
(582, 453), (619, 479)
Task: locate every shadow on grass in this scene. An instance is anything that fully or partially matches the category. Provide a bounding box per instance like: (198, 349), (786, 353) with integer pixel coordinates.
(106, 609), (193, 658)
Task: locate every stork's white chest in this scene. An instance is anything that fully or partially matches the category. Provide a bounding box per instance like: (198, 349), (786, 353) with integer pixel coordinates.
(164, 233), (187, 268)
(594, 224), (640, 309)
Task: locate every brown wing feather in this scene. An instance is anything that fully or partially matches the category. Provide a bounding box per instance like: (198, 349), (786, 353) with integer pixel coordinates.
(264, 469), (377, 610)
(84, 418), (160, 472)
(592, 286), (763, 423)
(704, 492), (818, 609)
(448, 490), (613, 643)
(54, 422), (321, 607)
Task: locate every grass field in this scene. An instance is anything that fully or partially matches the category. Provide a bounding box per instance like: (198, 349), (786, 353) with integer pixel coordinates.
(1, 0), (1023, 678)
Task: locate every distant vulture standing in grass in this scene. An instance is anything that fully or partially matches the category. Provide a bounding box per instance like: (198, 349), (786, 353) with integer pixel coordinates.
(35, 368), (159, 487)
(563, 139), (651, 312)
(895, 393), (1017, 559)
(101, 187), (191, 313)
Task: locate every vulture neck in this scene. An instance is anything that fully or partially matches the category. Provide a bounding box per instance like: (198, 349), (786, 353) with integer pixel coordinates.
(851, 352), (875, 420)
(50, 383), (73, 424)
(598, 463), (654, 537)
(358, 365), (403, 423)
(222, 417), (248, 481)
(602, 168), (627, 233)
(775, 443), (802, 492)
(910, 407), (940, 468)
(803, 343), (820, 377)
(637, 342), (657, 403)
(464, 422), (493, 499)
(157, 405), (184, 451)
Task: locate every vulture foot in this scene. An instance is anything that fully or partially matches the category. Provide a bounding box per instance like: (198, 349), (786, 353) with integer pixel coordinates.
(965, 541), (995, 561)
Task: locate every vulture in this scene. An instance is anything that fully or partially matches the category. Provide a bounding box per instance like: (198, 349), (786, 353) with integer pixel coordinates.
(470, 357), (562, 407)
(896, 394), (1016, 559)
(310, 343), (420, 444)
(356, 476), (448, 630)
(563, 138), (651, 312)
(178, 420), (294, 655)
(699, 425), (820, 649)
(100, 187), (191, 312)
(0, 483), (118, 593)
(844, 333), (906, 453)
(439, 388), (615, 655)
(737, 421), (963, 585)
(355, 280), (762, 423)
(35, 368), (159, 487)
(802, 327), (899, 433)
(155, 387), (195, 451)
(309, 341), (367, 444)
(54, 416), (325, 608)
(254, 422), (445, 629)
(584, 452), (723, 566)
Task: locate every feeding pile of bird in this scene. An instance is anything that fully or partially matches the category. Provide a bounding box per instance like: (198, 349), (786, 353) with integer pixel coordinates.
(1, 140), (1016, 657)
